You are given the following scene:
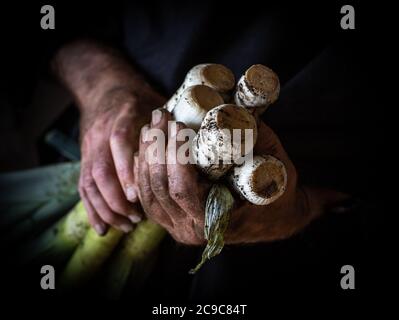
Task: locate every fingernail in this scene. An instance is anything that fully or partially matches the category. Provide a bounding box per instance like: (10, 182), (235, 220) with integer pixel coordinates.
(94, 223), (107, 236)
(126, 185), (137, 202)
(141, 125), (149, 143)
(128, 214), (142, 223)
(152, 109), (163, 126)
(120, 223), (134, 233)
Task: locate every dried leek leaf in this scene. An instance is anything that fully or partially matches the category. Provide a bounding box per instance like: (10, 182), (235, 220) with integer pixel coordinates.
(190, 183), (234, 274)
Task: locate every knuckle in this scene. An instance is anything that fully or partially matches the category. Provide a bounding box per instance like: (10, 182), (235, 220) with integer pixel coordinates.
(110, 127), (130, 144)
(92, 162), (112, 181)
(82, 175), (96, 191)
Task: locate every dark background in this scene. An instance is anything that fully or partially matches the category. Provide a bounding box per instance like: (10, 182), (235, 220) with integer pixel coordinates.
(0, 0), (386, 314)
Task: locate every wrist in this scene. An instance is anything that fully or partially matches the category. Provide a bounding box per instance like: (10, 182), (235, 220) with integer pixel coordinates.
(79, 86), (155, 136)
(54, 40), (165, 118)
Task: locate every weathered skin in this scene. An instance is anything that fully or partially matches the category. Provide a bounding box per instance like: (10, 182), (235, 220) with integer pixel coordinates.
(53, 40), (165, 234)
(136, 110), (347, 245)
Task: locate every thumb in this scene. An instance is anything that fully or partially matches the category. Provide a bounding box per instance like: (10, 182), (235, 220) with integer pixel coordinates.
(254, 121), (286, 159)
(253, 121), (296, 179)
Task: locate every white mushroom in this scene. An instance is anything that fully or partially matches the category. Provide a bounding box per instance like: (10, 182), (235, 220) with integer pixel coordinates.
(234, 64), (280, 115)
(165, 64), (235, 112)
(228, 155), (287, 205)
(192, 104), (258, 180)
(171, 85), (224, 130)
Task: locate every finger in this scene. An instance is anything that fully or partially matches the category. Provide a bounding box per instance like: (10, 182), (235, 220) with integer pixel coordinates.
(138, 124), (173, 228)
(79, 161), (108, 235)
(167, 122), (205, 223)
(81, 189), (108, 236)
(148, 109), (185, 222)
(84, 175), (134, 233)
(110, 104), (139, 202)
(254, 120), (297, 181)
(133, 152), (140, 196)
(254, 121), (286, 158)
(91, 149), (142, 223)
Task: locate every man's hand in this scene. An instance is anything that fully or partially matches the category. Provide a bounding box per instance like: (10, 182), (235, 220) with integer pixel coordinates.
(53, 40), (165, 235)
(136, 109), (348, 245)
(136, 109), (210, 244)
(79, 90), (164, 235)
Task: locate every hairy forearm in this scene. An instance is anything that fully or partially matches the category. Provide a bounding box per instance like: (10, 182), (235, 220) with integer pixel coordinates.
(52, 40), (160, 115)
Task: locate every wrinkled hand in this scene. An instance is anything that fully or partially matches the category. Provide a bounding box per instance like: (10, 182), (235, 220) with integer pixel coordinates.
(79, 89), (165, 235)
(136, 109), (347, 245)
